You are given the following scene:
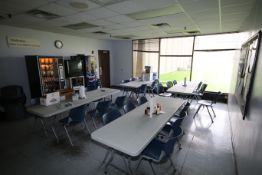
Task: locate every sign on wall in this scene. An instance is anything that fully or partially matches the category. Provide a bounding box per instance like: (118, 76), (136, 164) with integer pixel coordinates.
(6, 36), (40, 48)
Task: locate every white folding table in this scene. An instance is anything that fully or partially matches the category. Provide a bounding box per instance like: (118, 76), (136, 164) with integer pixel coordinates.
(27, 88), (120, 141)
(91, 96), (184, 174)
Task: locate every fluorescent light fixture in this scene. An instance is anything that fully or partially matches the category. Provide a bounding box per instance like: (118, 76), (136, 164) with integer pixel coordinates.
(112, 35), (137, 39)
(26, 9), (61, 19)
(63, 22), (98, 30)
(89, 0), (128, 6)
(127, 4), (183, 20)
(69, 2), (89, 9)
(93, 31), (108, 34)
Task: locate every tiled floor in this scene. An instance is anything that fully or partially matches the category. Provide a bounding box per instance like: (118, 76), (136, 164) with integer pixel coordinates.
(0, 95), (235, 175)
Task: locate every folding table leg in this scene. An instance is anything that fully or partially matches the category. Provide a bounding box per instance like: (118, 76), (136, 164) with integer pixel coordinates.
(104, 150), (115, 174)
(40, 118), (49, 137)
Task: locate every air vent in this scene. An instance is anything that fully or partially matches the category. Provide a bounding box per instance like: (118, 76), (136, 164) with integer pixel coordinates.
(152, 23), (170, 28)
(89, 0), (128, 6)
(112, 35), (136, 39)
(26, 9), (61, 19)
(93, 31), (108, 34)
(127, 4), (183, 20)
(63, 22), (98, 30)
(186, 30), (200, 34)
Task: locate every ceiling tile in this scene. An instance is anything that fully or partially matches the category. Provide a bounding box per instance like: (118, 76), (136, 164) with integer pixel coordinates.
(89, 19), (115, 26)
(85, 7), (119, 19)
(106, 15), (134, 24)
(56, 0), (100, 12)
(65, 12), (98, 22)
(38, 2), (77, 16)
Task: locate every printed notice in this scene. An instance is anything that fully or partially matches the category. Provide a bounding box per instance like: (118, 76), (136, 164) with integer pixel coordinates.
(6, 36), (40, 48)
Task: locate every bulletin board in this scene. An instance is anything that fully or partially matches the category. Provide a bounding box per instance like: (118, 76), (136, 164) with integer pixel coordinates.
(235, 31), (261, 119)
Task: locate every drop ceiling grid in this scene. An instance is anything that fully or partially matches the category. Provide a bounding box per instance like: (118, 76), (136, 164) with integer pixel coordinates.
(38, 3), (78, 16)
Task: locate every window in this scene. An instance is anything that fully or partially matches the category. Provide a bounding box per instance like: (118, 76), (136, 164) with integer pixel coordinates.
(159, 37), (193, 82)
(132, 39), (159, 78)
(132, 33), (248, 93)
(133, 51), (159, 78)
(159, 56), (191, 82)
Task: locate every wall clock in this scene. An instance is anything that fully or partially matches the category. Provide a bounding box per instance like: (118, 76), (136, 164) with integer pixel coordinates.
(54, 40), (63, 49)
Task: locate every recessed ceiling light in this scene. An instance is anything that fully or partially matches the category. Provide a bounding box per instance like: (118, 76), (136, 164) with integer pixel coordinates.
(127, 4), (183, 20)
(63, 22), (98, 30)
(26, 9), (61, 19)
(69, 2), (89, 9)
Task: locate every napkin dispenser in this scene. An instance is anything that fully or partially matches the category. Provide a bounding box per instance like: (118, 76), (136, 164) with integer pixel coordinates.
(79, 86), (86, 99)
(40, 92), (60, 106)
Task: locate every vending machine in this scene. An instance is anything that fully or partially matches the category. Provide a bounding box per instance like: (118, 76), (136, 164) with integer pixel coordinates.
(25, 55), (66, 98)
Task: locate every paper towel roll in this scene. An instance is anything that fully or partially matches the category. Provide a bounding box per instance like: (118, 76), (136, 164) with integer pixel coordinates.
(79, 86), (86, 99)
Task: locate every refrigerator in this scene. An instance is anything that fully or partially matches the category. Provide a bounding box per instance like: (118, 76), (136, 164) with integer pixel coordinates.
(25, 55), (66, 98)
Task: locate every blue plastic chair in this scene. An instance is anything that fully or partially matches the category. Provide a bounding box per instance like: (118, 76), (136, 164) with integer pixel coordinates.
(90, 100), (111, 129)
(136, 84), (147, 98)
(102, 108), (122, 125)
(137, 96), (148, 106)
(111, 95), (127, 112)
(123, 100), (136, 113)
(166, 81), (173, 88)
(135, 128), (178, 175)
(59, 105), (89, 146)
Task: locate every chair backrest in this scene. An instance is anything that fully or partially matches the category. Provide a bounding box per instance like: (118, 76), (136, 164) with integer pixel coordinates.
(195, 81), (202, 92)
(121, 79), (130, 83)
(173, 80), (177, 86)
(69, 105), (88, 122)
(0, 85), (26, 103)
(123, 101), (136, 113)
(162, 128), (178, 159)
(171, 118), (184, 128)
(96, 100), (111, 117)
(137, 96), (148, 105)
(139, 84), (147, 95)
(166, 81), (173, 88)
(198, 83), (207, 94)
(151, 79), (159, 94)
(115, 95), (127, 108)
(102, 109), (122, 125)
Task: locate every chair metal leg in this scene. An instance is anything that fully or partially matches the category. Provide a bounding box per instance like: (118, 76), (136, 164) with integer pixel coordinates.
(83, 118), (91, 134)
(206, 106), (214, 123)
(168, 157), (176, 173)
(91, 117), (97, 129)
(149, 161), (157, 175)
(64, 125), (73, 146)
(210, 106), (216, 117)
(193, 104), (202, 119)
(51, 126), (59, 143)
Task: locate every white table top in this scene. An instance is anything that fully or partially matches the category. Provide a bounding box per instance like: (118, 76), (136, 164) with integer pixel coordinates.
(91, 96), (184, 157)
(119, 80), (152, 88)
(27, 88), (120, 118)
(167, 82), (198, 95)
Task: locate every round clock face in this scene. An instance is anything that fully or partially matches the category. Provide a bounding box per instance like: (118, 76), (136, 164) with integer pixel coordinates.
(54, 40), (63, 49)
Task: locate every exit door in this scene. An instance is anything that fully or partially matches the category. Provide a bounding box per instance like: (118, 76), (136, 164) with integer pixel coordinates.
(98, 50), (110, 87)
